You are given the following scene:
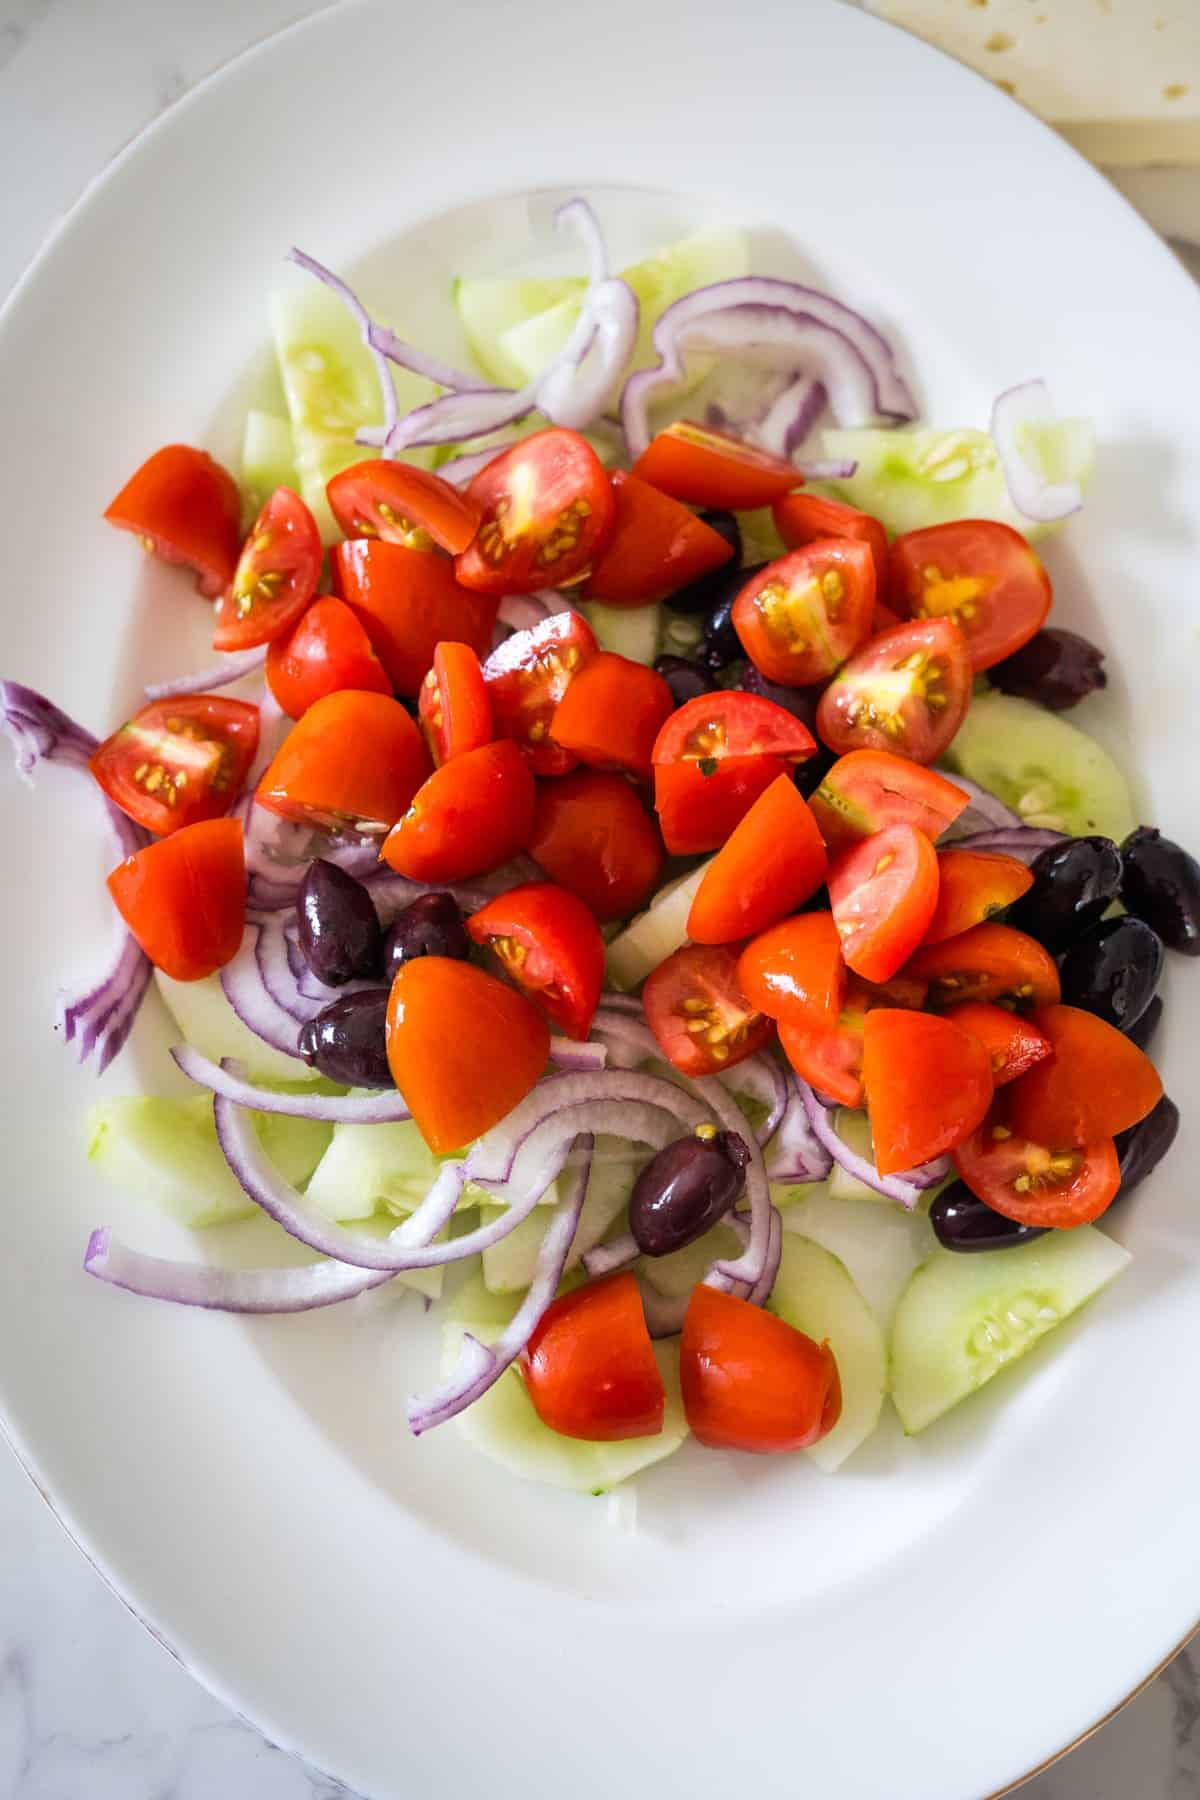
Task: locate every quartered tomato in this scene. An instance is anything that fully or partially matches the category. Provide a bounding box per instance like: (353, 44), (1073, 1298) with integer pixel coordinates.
(908, 922), (1061, 1011)
(334, 538), (498, 697)
(257, 690), (430, 833)
(954, 1110), (1121, 1229)
(482, 609), (599, 777)
(90, 695), (260, 836)
(861, 1008), (993, 1175)
(651, 690), (816, 855)
(923, 849), (1034, 945)
(417, 641), (493, 765)
(736, 912), (845, 1028)
(827, 823), (940, 984)
(732, 541), (876, 685)
(326, 459), (482, 554)
(633, 421), (801, 510)
(771, 491), (889, 591)
(943, 1001), (1053, 1087)
(523, 1273), (665, 1442)
(213, 487), (322, 651)
(266, 596), (391, 720)
(777, 972), (926, 1108)
(890, 520), (1052, 673)
(1006, 1003), (1164, 1146)
(107, 816), (245, 982)
(816, 618), (972, 765)
(455, 428), (615, 595)
(681, 1285), (841, 1454)
(467, 881), (605, 1040)
(809, 748), (969, 856)
(687, 775), (828, 945)
(642, 943), (773, 1077)
(105, 444), (243, 599)
(380, 739), (535, 882)
(548, 652), (674, 782)
(584, 471), (735, 606)
(386, 955), (550, 1152)
(528, 769), (664, 923)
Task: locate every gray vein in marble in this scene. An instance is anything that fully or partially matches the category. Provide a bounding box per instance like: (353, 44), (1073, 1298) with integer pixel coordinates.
(0, 0), (52, 75)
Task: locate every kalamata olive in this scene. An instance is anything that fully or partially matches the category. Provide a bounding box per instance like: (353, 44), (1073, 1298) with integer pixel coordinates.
(1058, 915), (1164, 1031)
(737, 663), (822, 731)
(297, 859), (383, 986)
(929, 1182), (1049, 1253)
(654, 654), (716, 708)
(700, 562), (763, 672)
(1126, 993), (1163, 1053)
(1113, 1095), (1180, 1199)
(989, 628), (1107, 711)
(382, 891), (470, 980)
(662, 509), (743, 614)
(629, 1127), (750, 1257)
(297, 989), (393, 1087)
(1005, 835), (1122, 952)
(1120, 826), (1200, 957)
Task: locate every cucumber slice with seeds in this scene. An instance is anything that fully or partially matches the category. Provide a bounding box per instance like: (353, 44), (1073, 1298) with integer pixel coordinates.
(580, 600), (660, 667)
(154, 970), (318, 1085)
(240, 409), (298, 522)
(779, 1187), (935, 1333)
(769, 1235), (887, 1472)
(942, 690), (1135, 841)
(605, 859), (712, 991)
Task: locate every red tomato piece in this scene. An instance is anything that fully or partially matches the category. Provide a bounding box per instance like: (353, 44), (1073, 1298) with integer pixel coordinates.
(642, 943), (774, 1077)
(828, 823), (940, 984)
(482, 608), (599, 777)
(584, 470), (734, 607)
(942, 1001), (1053, 1087)
(809, 748), (970, 856)
(1006, 1004), (1165, 1146)
(380, 739), (535, 883)
(923, 849), (1034, 945)
(213, 487), (322, 651)
(736, 912), (845, 1028)
(776, 972), (925, 1108)
(732, 540), (876, 686)
(651, 690), (816, 855)
(418, 641), (493, 766)
(772, 491), (889, 592)
(890, 520), (1052, 673)
(528, 769), (664, 923)
(104, 444), (242, 598)
(548, 653), (674, 782)
(653, 690), (816, 767)
(907, 922), (1061, 1010)
(326, 459), (482, 555)
(861, 1008), (993, 1175)
(954, 1111), (1121, 1228)
(107, 816), (244, 982)
(257, 690), (429, 833)
(90, 696), (259, 838)
(633, 421), (802, 511)
(467, 881), (605, 1040)
(334, 539), (498, 698)
(654, 756), (787, 856)
(523, 1273), (665, 1442)
(687, 775), (828, 945)
(266, 596), (391, 720)
(816, 618), (973, 765)
(386, 955), (550, 1152)
(872, 601), (905, 634)
(681, 1284), (841, 1453)
(454, 428), (615, 595)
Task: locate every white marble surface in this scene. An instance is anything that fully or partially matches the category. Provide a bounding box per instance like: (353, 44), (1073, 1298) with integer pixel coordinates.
(0, 3), (1198, 1796)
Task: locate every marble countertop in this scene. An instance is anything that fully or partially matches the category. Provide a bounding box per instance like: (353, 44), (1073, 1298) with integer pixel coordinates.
(0, 3), (1197, 1796)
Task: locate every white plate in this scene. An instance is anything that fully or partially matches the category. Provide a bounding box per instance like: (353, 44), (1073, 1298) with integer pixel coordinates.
(1, 3), (1198, 1796)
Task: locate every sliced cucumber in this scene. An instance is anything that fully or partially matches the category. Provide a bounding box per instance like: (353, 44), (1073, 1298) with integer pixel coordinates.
(342, 1213), (446, 1301)
(890, 1227), (1130, 1435)
(826, 1109), (892, 1205)
(605, 859), (712, 992)
(736, 507), (789, 568)
(579, 600), (660, 666)
(304, 1117), (443, 1222)
(809, 421), (1095, 542)
(635, 1218), (746, 1300)
(942, 690), (1135, 841)
(445, 1274), (687, 1492)
(240, 409), (298, 522)
(779, 1186), (935, 1333)
(769, 1235), (887, 1472)
(481, 1134), (640, 1293)
(454, 275), (579, 385)
(87, 1096), (331, 1229)
(154, 970), (319, 1085)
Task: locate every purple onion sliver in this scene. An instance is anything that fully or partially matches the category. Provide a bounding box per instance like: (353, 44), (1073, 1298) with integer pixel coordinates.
(437, 431), (528, 488)
(745, 1207), (784, 1308)
(752, 373), (825, 460)
(464, 1067), (708, 1187)
(219, 925), (303, 1058)
(797, 1082), (945, 1210)
(763, 1077), (834, 1185)
(581, 1231), (639, 1280)
(498, 593), (552, 633)
(547, 1038), (607, 1073)
(365, 321), (486, 395)
(991, 379), (1084, 524)
(171, 1047), (411, 1123)
(144, 647), (266, 702)
(791, 457), (858, 481)
(939, 772), (1022, 833)
(696, 1075), (772, 1292)
(288, 248), (404, 454)
(951, 827), (1069, 863)
(84, 1226), (394, 1313)
(538, 279), (639, 432)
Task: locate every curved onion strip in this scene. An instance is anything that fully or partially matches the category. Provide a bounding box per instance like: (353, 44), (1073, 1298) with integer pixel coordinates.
(752, 374), (825, 459)
(464, 1068), (709, 1186)
(498, 593), (553, 633)
(949, 826), (1068, 864)
(83, 1226), (393, 1313)
(547, 1038), (607, 1072)
(538, 279), (639, 431)
(716, 1051), (788, 1147)
(144, 647), (266, 702)
(745, 1205), (784, 1307)
(254, 915), (325, 1023)
(581, 1231), (639, 1279)
(793, 456), (858, 480)
(763, 1074), (834, 1184)
(171, 1047), (411, 1122)
(437, 430), (530, 489)
(940, 773), (1022, 835)
(991, 380), (1085, 524)
(798, 1082), (948, 1210)
(220, 925), (303, 1057)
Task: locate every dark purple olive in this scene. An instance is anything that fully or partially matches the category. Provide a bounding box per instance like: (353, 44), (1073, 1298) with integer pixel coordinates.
(1120, 827), (1200, 957)
(700, 562), (763, 672)
(629, 1128), (750, 1257)
(737, 663), (822, 731)
(297, 859), (383, 986)
(297, 989), (392, 1087)
(1114, 1095), (1180, 1199)
(1059, 915), (1163, 1031)
(382, 892), (470, 980)
(662, 510), (742, 614)
(1005, 835), (1122, 952)
(1126, 993), (1163, 1053)
(989, 628), (1107, 711)
(930, 1182), (1048, 1253)
(654, 654), (716, 708)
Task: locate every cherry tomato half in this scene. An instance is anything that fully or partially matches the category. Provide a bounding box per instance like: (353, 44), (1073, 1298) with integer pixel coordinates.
(266, 596), (391, 721)
(681, 1284), (841, 1453)
(549, 652), (674, 782)
(483, 608), (599, 777)
(90, 695), (260, 837)
(862, 1008), (993, 1175)
(943, 1001), (1053, 1087)
(776, 972), (927, 1109)
(954, 1110), (1121, 1229)
(923, 849), (1034, 946)
(455, 428), (615, 595)
(1006, 1003), (1164, 1146)
(326, 459), (482, 554)
(257, 690), (430, 833)
(584, 470), (735, 607)
(771, 491), (889, 591)
(418, 642), (493, 765)
(890, 520), (1052, 673)
(652, 690), (817, 855)
(633, 421), (802, 511)
(828, 823), (940, 984)
(523, 1273), (665, 1442)
(732, 540), (876, 686)
(907, 922), (1061, 1011)
(380, 739), (535, 883)
(816, 618), (972, 765)
(107, 816), (245, 982)
(334, 539), (498, 698)
(809, 748), (970, 857)
(528, 769), (664, 923)
(467, 881), (605, 1040)
(687, 775), (827, 945)
(736, 912), (846, 1028)
(104, 444), (243, 599)
(642, 943), (773, 1077)
(213, 487), (322, 651)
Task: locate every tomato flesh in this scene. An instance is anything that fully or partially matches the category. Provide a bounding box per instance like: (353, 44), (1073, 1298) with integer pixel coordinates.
(455, 428), (615, 595)
(380, 738), (535, 882)
(890, 520), (1052, 673)
(943, 1001), (1053, 1087)
(923, 848), (1034, 945)
(687, 775), (828, 945)
(584, 470), (734, 606)
(732, 540), (876, 686)
(107, 816), (245, 982)
(482, 609), (599, 777)
(334, 538), (498, 698)
(681, 1284), (841, 1453)
(907, 922), (1061, 1011)
(954, 1110), (1121, 1228)
(266, 596), (391, 720)
(104, 443), (242, 598)
(633, 421), (802, 510)
(827, 823), (940, 984)
(642, 943), (773, 1077)
(809, 748), (969, 856)
(257, 690), (430, 833)
(326, 459), (482, 554)
(1006, 1003), (1164, 1146)
(90, 696), (260, 837)
(816, 617), (972, 764)
(736, 912), (845, 1028)
(771, 491), (889, 592)
(862, 1008), (993, 1175)
(548, 652), (674, 782)
(213, 487), (322, 651)
(467, 881), (605, 1040)
(418, 641), (493, 765)
(652, 690), (815, 855)
(528, 769), (664, 923)
(523, 1273), (665, 1442)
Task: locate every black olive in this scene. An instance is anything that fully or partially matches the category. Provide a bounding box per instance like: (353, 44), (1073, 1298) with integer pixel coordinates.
(382, 892), (470, 981)
(297, 990), (393, 1087)
(653, 654), (715, 708)
(737, 663), (822, 731)
(1120, 827), (1200, 957)
(1126, 994), (1163, 1053)
(929, 1182), (1049, 1253)
(629, 1128), (749, 1257)
(296, 860), (383, 986)
(662, 510), (743, 614)
(1114, 1096), (1180, 1199)
(989, 628), (1108, 711)
(700, 562), (764, 672)
(1005, 836), (1123, 952)
(1058, 916), (1164, 1031)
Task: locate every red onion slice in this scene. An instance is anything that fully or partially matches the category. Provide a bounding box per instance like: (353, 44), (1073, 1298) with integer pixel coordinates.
(752, 374), (826, 459)
(764, 1074), (834, 1185)
(220, 924), (303, 1057)
(464, 1067), (709, 1186)
(498, 593), (554, 633)
(537, 278), (639, 432)
(171, 1047), (411, 1122)
(144, 647), (266, 702)
(286, 247), (409, 455)
(745, 1205), (784, 1307)
(84, 1226), (393, 1313)
(437, 430), (528, 488)
(950, 826), (1068, 863)
(798, 1083), (949, 1209)
(991, 380), (1084, 524)
(581, 1232), (639, 1279)
(547, 1038), (607, 1072)
(940, 773), (1022, 835)
(792, 456), (858, 481)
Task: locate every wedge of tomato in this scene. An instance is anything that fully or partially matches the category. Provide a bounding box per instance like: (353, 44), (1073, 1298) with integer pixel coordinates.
(334, 539), (498, 697)
(943, 1001), (1053, 1087)
(326, 460), (482, 554)
(890, 520), (1052, 673)
(732, 540), (876, 685)
(816, 618), (972, 764)
(633, 421), (801, 510)
(687, 775), (828, 945)
(266, 596), (391, 720)
(528, 770), (664, 922)
(954, 1110), (1121, 1228)
(651, 690), (816, 855)
(736, 912), (845, 1027)
(107, 816), (245, 981)
(482, 608), (599, 777)
(418, 641), (493, 765)
(584, 471), (734, 606)
(467, 881), (605, 1040)
(455, 428), (615, 595)
(213, 487), (322, 650)
(907, 922), (1061, 1010)
(643, 943), (773, 1077)
(90, 696), (260, 837)
(105, 444), (243, 599)
(681, 1285), (841, 1453)
(257, 690), (430, 833)
(862, 1008), (993, 1175)
(809, 748), (969, 856)
(827, 823), (940, 984)
(923, 849), (1034, 945)
(776, 972), (924, 1108)
(380, 739), (535, 882)
(772, 491), (889, 591)
(523, 1273), (665, 1442)
(548, 652), (674, 782)
(1006, 1003), (1164, 1146)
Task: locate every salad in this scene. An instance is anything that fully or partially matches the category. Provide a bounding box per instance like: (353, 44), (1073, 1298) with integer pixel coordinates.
(4, 196), (1194, 1492)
